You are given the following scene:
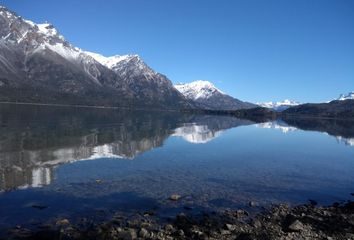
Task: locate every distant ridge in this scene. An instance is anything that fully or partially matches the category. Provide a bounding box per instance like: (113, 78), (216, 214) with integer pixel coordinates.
(257, 99), (300, 111)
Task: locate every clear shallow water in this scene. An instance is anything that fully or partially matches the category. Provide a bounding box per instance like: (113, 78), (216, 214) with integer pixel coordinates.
(0, 104), (353, 231)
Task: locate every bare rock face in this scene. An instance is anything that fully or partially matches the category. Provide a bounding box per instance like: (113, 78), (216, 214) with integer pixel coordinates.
(0, 6), (191, 109)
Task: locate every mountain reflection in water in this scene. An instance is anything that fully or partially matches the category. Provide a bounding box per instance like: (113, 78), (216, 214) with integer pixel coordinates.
(0, 104), (353, 192)
(0, 104), (253, 191)
(256, 118), (354, 146)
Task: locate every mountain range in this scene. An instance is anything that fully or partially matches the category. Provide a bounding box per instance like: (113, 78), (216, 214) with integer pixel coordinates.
(0, 6), (191, 109)
(0, 5), (353, 114)
(257, 91), (354, 112)
(257, 99), (300, 111)
(0, 6), (257, 111)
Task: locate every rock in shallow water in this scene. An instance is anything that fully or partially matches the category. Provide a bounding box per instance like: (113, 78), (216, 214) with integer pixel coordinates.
(249, 201), (257, 207)
(169, 194), (182, 201)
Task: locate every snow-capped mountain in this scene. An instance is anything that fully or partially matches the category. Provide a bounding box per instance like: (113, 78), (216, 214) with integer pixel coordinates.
(337, 91), (354, 101)
(257, 99), (300, 111)
(0, 6), (189, 109)
(0, 7), (107, 83)
(175, 80), (224, 100)
(174, 80), (256, 110)
(86, 51), (185, 105)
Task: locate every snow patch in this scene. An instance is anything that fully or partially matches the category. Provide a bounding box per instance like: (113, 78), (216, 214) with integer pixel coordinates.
(85, 51), (137, 69)
(37, 23), (65, 41)
(45, 42), (81, 60)
(24, 19), (35, 27)
(337, 91), (354, 101)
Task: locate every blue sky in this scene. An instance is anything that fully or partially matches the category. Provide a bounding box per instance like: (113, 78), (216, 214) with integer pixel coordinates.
(1, 0), (354, 103)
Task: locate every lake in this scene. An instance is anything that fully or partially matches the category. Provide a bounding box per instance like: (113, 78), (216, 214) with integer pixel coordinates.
(0, 104), (353, 232)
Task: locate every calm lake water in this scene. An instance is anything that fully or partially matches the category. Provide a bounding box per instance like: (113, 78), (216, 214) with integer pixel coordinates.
(0, 104), (353, 231)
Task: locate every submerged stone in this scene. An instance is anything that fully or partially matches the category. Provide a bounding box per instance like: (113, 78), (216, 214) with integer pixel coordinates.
(56, 218), (70, 226)
(169, 194), (181, 201)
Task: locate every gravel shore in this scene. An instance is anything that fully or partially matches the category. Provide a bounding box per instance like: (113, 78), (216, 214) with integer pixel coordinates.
(3, 200), (354, 240)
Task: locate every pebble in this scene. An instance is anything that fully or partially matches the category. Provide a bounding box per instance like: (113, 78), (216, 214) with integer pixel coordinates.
(252, 219), (262, 228)
(249, 201), (257, 207)
(138, 228), (149, 238)
(288, 220), (304, 232)
(225, 223), (236, 231)
(177, 229), (185, 236)
(56, 218), (70, 226)
(164, 224), (174, 232)
(220, 229), (231, 235)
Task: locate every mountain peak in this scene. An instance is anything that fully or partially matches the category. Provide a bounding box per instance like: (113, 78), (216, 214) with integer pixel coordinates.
(37, 22), (64, 40)
(174, 80), (255, 110)
(0, 5), (21, 24)
(0, 6), (66, 44)
(0, 5), (13, 15)
(175, 80), (224, 100)
(85, 52), (141, 69)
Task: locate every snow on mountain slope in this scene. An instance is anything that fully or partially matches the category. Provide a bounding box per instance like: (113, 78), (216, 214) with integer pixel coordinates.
(337, 91), (354, 101)
(257, 99), (300, 111)
(174, 80), (256, 110)
(175, 80), (224, 100)
(87, 52), (164, 85)
(0, 5), (189, 108)
(0, 6), (108, 85)
(37, 23), (65, 40)
(85, 51), (133, 69)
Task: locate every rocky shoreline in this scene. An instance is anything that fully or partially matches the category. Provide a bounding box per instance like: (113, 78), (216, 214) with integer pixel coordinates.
(2, 200), (354, 240)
